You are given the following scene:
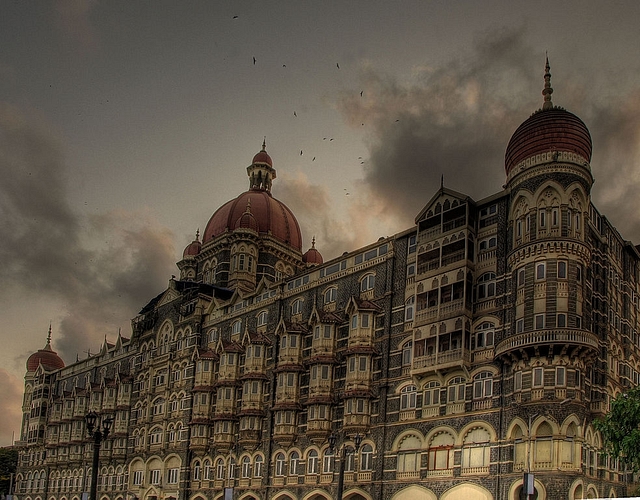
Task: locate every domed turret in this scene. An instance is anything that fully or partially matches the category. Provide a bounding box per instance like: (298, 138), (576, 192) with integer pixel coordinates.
(303, 237), (323, 265)
(203, 143), (302, 251)
(182, 230), (201, 258)
(26, 326), (65, 372)
(505, 58), (592, 176)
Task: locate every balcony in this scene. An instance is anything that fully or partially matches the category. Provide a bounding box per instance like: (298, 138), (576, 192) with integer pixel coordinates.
(461, 466), (489, 476)
(495, 329), (599, 359)
(396, 470), (420, 480)
(412, 348), (471, 375)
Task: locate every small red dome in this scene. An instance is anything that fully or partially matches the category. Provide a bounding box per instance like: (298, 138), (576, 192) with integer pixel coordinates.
(27, 343), (65, 372)
(303, 246), (323, 265)
(252, 150), (273, 167)
(183, 239), (201, 258)
(203, 190), (302, 251)
(505, 107), (592, 175)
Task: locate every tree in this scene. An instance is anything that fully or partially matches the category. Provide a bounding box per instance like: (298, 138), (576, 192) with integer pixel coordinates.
(594, 385), (640, 472)
(0, 447), (18, 496)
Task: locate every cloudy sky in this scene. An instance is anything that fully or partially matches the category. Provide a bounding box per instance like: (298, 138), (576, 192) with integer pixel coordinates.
(2, 1), (640, 446)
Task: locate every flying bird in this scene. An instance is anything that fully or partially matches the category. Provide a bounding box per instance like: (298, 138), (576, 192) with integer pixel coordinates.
(283, 64), (286, 67)
(360, 90), (363, 97)
(253, 57), (256, 65)
(294, 111), (297, 117)
(233, 15), (238, 19)
(312, 157), (316, 161)
(300, 150), (303, 155)
(336, 63), (340, 69)
(329, 138), (334, 141)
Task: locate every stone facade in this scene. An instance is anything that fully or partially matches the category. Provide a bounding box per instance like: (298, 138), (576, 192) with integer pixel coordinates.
(14, 68), (640, 500)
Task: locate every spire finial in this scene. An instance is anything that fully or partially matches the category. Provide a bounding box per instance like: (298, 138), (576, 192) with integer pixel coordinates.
(441, 174), (444, 189)
(47, 323), (52, 346)
(542, 54), (554, 110)
(195, 228), (200, 241)
(311, 236), (316, 249)
(262, 137), (266, 151)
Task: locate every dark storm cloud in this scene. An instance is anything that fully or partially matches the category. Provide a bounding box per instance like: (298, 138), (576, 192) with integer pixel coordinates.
(0, 104), (176, 360)
(334, 28), (540, 223)
(333, 29), (640, 244)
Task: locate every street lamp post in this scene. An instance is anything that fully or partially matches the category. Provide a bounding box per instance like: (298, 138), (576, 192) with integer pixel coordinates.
(85, 411), (113, 500)
(328, 433), (362, 500)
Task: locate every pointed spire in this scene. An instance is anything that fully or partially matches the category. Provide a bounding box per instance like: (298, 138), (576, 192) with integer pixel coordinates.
(195, 228), (200, 241)
(47, 323), (52, 346)
(262, 137), (267, 151)
(542, 54), (554, 110)
(311, 236), (316, 248)
(440, 174), (444, 189)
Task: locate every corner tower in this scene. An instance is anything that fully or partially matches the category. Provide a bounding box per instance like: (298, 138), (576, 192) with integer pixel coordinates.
(497, 60), (598, 397)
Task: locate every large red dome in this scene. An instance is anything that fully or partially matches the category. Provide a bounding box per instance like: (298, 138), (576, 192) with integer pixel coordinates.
(203, 190), (302, 251)
(505, 107), (592, 175)
(27, 343), (65, 372)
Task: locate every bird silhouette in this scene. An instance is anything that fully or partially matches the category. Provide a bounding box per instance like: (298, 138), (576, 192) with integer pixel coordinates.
(336, 63), (340, 69)
(253, 57), (256, 65)
(312, 157), (316, 161)
(294, 111), (297, 117)
(360, 90), (363, 97)
(233, 15), (238, 19)
(300, 150), (303, 156)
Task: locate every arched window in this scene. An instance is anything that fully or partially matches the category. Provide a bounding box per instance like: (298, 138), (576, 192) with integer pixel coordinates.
(307, 450), (319, 474)
(405, 296), (415, 322)
(400, 385), (417, 410)
(322, 449), (334, 473)
(427, 432), (454, 471)
(561, 423), (578, 468)
(257, 311), (268, 326)
(397, 434), (421, 475)
(203, 459), (212, 480)
(291, 298), (303, 315)
(193, 460), (201, 481)
(275, 452), (286, 476)
(360, 274), (375, 292)
(461, 427), (491, 471)
(423, 381), (441, 407)
(360, 444), (373, 471)
(447, 377), (466, 403)
(324, 287), (337, 304)
(289, 451), (300, 475)
(477, 273), (496, 299)
(216, 458), (225, 479)
(473, 322), (495, 349)
(232, 320), (242, 335)
(241, 456), (251, 478)
(402, 341), (413, 366)
(534, 421), (554, 468)
(473, 371), (493, 399)
(254, 455), (263, 477)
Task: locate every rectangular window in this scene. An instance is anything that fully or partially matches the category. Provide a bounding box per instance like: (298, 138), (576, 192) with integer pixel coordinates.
(359, 356), (368, 372)
(535, 314), (545, 330)
(514, 371), (522, 390)
(324, 325), (332, 338)
(150, 469), (161, 485)
(552, 208), (558, 226)
(133, 471), (144, 486)
(557, 313), (567, 328)
(351, 315), (358, 329)
(558, 261), (567, 279)
(533, 367), (544, 387)
(536, 262), (546, 280)
(539, 210), (546, 228)
(516, 319), (524, 333)
(518, 268), (525, 287)
(361, 314), (370, 328)
(557, 367), (566, 386)
(575, 316), (582, 329)
(167, 468), (179, 484)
